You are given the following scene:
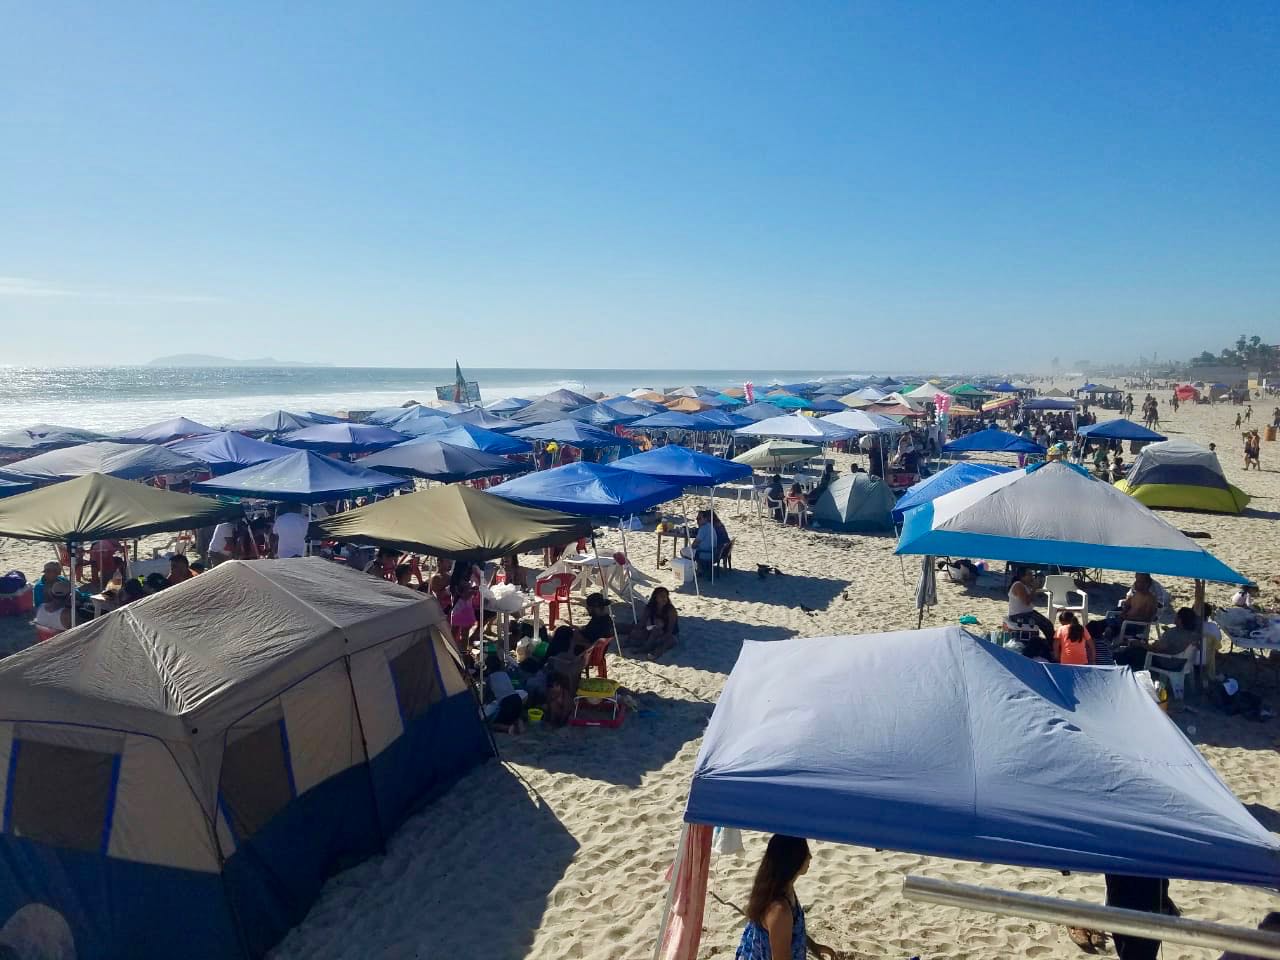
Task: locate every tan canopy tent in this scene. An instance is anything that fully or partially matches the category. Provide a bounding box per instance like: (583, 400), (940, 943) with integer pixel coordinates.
(731, 440), (822, 469)
(0, 472), (238, 543)
(312, 483), (593, 561)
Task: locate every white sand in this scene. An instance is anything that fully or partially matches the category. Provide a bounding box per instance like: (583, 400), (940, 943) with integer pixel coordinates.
(2, 388), (1278, 959)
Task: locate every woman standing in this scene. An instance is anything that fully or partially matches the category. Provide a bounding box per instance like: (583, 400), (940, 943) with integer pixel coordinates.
(734, 835), (836, 959)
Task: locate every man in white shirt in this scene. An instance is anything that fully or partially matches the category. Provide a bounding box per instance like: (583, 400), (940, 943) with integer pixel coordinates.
(208, 521), (237, 565)
(272, 505), (310, 559)
(693, 510), (717, 566)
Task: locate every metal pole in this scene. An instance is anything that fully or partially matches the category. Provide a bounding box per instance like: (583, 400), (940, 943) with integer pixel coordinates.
(68, 541), (77, 627)
(708, 486), (715, 584)
(902, 875), (1280, 960)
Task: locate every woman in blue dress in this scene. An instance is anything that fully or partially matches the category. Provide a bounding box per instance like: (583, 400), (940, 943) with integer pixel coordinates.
(735, 835), (837, 959)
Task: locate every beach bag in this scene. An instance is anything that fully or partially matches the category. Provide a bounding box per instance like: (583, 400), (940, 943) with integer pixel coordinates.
(0, 571), (26, 595)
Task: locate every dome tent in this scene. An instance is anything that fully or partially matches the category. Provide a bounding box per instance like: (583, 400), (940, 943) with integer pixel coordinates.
(1116, 439), (1250, 514)
(811, 474), (895, 532)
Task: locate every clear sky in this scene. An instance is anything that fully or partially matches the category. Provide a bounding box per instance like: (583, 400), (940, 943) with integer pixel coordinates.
(2, 3), (1276, 369)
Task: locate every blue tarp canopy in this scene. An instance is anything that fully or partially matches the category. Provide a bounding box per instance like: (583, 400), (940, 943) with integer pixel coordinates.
(764, 394), (812, 410)
(508, 400), (577, 425)
(365, 405), (423, 424)
(0, 424), (108, 453)
(392, 416), (451, 438)
(426, 424), (534, 455)
(943, 427), (1045, 454)
(168, 431), (296, 472)
(4, 441), (204, 482)
(736, 413), (856, 442)
(484, 396), (532, 413)
(694, 409), (752, 429)
(891, 462), (1013, 524)
(686, 626), (1280, 885)
(601, 397), (665, 418)
(117, 417), (218, 444)
(359, 440), (527, 483)
(1078, 419), (1167, 442)
(806, 397), (848, 412)
(612, 445), (752, 488)
(194, 450), (404, 503)
(567, 403), (640, 427)
(734, 401), (790, 422)
(897, 461), (1247, 584)
(1023, 398), (1078, 411)
(990, 382), (1019, 392)
(628, 412), (718, 432)
(490, 462), (680, 516)
(280, 423), (407, 453)
(510, 420), (635, 450)
(444, 408), (522, 433)
(387, 406), (451, 429)
(304, 411), (344, 424)
(539, 388), (594, 408)
(223, 411), (320, 434)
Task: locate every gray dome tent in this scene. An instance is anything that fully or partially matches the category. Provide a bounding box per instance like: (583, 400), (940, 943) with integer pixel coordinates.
(811, 474), (896, 532)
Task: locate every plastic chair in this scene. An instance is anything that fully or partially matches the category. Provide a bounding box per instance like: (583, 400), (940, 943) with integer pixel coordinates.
(1145, 646), (1195, 699)
(533, 573), (576, 628)
(783, 498), (807, 528)
(1044, 574), (1087, 622)
(584, 636), (612, 679)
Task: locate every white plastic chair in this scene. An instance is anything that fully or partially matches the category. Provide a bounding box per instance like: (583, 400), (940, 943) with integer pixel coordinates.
(1044, 574), (1088, 622)
(783, 498), (807, 528)
(1145, 646), (1195, 699)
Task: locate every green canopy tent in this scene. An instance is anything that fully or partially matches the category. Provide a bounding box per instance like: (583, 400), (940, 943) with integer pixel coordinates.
(312, 483), (593, 561)
(0, 473), (240, 623)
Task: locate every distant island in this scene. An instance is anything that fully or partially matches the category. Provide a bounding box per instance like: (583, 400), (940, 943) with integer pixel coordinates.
(146, 354), (330, 367)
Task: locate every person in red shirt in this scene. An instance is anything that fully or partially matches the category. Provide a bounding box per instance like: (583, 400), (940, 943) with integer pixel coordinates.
(1053, 612), (1096, 665)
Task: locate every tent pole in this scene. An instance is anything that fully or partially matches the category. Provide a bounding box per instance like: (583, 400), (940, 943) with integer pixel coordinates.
(68, 540), (77, 627)
(589, 529), (624, 659)
(709, 486), (715, 584)
(618, 521), (637, 622)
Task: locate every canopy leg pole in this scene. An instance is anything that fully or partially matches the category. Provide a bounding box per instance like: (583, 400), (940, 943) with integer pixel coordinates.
(709, 487), (715, 584)
(589, 529), (624, 659)
(68, 541), (77, 627)
(1194, 578), (1207, 689)
(618, 522), (637, 622)
(477, 578), (487, 712)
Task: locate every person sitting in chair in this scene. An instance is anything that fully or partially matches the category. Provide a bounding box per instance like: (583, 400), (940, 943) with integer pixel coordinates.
(1008, 567), (1054, 653)
(627, 586), (679, 658)
(765, 474), (785, 522)
(693, 510), (718, 568)
(568, 593), (614, 656)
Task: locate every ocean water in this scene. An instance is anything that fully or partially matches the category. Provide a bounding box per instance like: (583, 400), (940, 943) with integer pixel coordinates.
(0, 366), (863, 433)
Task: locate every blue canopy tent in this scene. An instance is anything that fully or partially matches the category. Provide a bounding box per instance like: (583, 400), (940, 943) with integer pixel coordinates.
(303, 411), (344, 424)
(0, 424), (108, 454)
(4, 442), (204, 483)
(629, 412), (719, 432)
(426, 424), (534, 456)
(601, 397), (666, 418)
(733, 401), (790, 422)
(539, 388), (594, 409)
(168, 431), (296, 473)
(359, 440), (527, 484)
(991, 381), (1019, 392)
(763, 394), (812, 410)
(510, 420), (636, 451)
(897, 462), (1247, 584)
(1023, 397), (1078, 411)
(891, 462), (1013, 524)
(508, 400), (577, 425)
(942, 427), (1045, 455)
(484, 396), (532, 413)
(391, 416), (451, 438)
(806, 397), (847, 412)
(736, 413), (856, 443)
(1078, 419), (1167, 442)
(657, 625), (1280, 958)
(612, 446), (751, 487)
(117, 417), (218, 444)
(223, 410), (321, 435)
(387, 406), (451, 430)
(693, 409), (752, 430)
(566, 402), (641, 427)
(444, 408), (522, 433)
(712, 393), (744, 407)
(820, 410), (910, 434)
(194, 450), (405, 504)
(491, 462), (679, 517)
(365, 405), (422, 425)
(279, 423), (407, 454)
(0, 475), (34, 498)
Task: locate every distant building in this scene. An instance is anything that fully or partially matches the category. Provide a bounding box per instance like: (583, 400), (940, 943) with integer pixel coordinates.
(1186, 364), (1248, 387)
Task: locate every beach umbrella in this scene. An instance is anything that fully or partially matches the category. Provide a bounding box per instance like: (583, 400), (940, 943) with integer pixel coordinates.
(0, 472), (237, 543)
(490, 462), (680, 516)
(991, 382), (1019, 392)
(0, 424), (108, 454)
(279, 423), (408, 454)
(612, 446), (751, 488)
(426, 424), (534, 455)
(1077, 419), (1166, 442)
(223, 410), (320, 435)
(314, 483), (593, 561)
(358, 440), (527, 484)
(167, 431), (296, 473)
(836, 394), (875, 408)
(896, 461), (1246, 584)
(942, 427), (1044, 454)
(736, 414), (855, 443)
(806, 397), (847, 412)
(444, 408), (522, 433)
(484, 396), (532, 413)
(854, 386), (888, 401)
(602, 397), (666, 417)
(509, 420), (636, 450)
(194, 450), (404, 504)
(820, 410), (910, 434)
(981, 396), (1018, 413)
(4, 441), (204, 483)
(117, 417), (217, 444)
(731, 440), (822, 470)
(892, 462), (1013, 524)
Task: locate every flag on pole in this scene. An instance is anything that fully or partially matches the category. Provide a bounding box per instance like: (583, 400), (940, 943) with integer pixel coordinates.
(454, 361), (467, 404)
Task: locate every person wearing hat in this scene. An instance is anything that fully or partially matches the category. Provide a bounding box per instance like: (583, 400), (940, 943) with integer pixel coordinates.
(34, 579), (73, 636)
(570, 593), (615, 656)
(31, 561), (68, 607)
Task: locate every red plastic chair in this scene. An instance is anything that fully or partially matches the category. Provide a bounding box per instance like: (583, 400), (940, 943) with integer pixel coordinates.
(584, 636), (612, 679)
(533, 573), (576, 628)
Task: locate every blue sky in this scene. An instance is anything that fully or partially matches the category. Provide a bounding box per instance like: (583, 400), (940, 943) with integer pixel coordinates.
(2, 2), (1276, 368)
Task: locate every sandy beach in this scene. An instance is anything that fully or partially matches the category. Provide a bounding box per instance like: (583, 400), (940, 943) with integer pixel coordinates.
(1, 386), (1276, 960)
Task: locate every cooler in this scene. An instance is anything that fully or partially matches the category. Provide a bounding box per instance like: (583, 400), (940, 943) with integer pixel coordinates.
(0, 586), (34, 617)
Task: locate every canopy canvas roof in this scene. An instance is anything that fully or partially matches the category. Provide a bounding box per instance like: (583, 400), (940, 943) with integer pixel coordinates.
(566, 402), (639, 427)
(167, 431), (296, 472)
(280, 423), (408, 453)
(735, 413), (855, 442)
(223, 410), (321, 434)
(629, 412), (718, 432)
(943, 427), (1044, 454)
(0, 472), (238, 542)
(612, 446), (752, 488)
(116, 417), (218, 444)
(1023, 397), (1078, 411)
(1117, 439), (1250, 515)
(358, 440), (526, 483)
(730, 440), (822, 469)
(892, 462), (1012, 524)
(0, 476), (34, 498)
(897, 461), (1246, 584)
(733, 401), (792, 422)
(425, 424), (534, 455)
(193, 450), (404, 504)
(538, 388), (594, 408)
(4, 441), (204, 482)
(1078, 419), (1166, 442)
(685, 627), (1280, 885)
(484, 396), (532, 413)
(821, 410), (910, 435)
(509, 420), (635, 450)
(314, 483), (594, 560)
(444, 407), (522, 433)
(0, 424), (107, 453)
(490, 462), (680, 517)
